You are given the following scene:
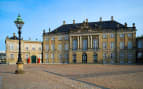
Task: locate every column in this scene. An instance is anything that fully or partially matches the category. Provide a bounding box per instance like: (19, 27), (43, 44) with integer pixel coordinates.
(70, 36), (72, 49)
(88, 35), (90, 48)
(78, 36), (80, 49)
(80, 36), (82, 49)
(90, 35), (93, 48)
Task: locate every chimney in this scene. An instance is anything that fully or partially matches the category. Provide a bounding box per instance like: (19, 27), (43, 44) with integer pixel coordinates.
(63, 20), (66, 25)
(49, 28), (51, 32)
(99, 17), (102, 22)
(124, 22), (127, 27)
(132, 23), (135, 28)
(13, 33), (16, 37)
(111, 16), (114, 21)
(73, 20), (75, 24)
(86, 18), (88, 23)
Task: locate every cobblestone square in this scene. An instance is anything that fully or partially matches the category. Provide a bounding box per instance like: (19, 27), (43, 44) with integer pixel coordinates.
(0, 64), (143, 89)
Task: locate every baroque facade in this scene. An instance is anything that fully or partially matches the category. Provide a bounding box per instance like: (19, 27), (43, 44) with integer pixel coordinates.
(43, 16), (136, 64)
(5, 33), (42, 64)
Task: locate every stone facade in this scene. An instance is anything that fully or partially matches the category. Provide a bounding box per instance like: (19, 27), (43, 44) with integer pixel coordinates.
(5, 33), (42, 64)
(43, 17), (136, 64)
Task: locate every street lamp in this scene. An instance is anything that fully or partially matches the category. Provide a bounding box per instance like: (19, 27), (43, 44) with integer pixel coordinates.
(14, 14), (24, 74)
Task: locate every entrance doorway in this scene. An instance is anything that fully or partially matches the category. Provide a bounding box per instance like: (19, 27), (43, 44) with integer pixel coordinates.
(31, 55), (37, 63)
(82, 53), (87, 63)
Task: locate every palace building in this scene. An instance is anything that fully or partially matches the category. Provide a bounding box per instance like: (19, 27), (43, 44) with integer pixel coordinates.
(5, 33), (42, 64)
(43, 16), (136, 64)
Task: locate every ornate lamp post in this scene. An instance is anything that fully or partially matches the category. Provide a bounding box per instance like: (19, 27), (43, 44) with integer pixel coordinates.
(14, 14), (24, 74)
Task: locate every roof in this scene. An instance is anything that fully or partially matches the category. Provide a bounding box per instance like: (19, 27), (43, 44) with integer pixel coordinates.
(9, 35), (19, 40)
(45, 20), (135, 35)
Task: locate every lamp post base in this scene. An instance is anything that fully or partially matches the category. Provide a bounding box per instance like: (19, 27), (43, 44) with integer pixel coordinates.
(15, 63), (24, 74)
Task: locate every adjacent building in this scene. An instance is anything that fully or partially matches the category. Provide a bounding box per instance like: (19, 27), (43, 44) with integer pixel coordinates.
(136, 36), (143, 63)
(5, 33), (42, 64)
(0, 51), (6, 64)
(43, 16), (136, 64)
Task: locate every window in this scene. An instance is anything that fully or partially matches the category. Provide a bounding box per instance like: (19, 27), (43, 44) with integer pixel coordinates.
(59, 54), (62, 63)
(65, 36), (69, 40)
(10, 44), (14, 50)
(93, 54), (97, 63)
(120, 34), (124, 38)
(103, 53), (107, 60)
(39, 47), (42, 51)
(83, 39), (88, 50)
(64, 54), (68, 59)
(120, 42), (124, 49)
(45, 37), (49, 41)
(110, 53), (115, 63)
(110, 42), (114, 49)
(26, 47), (29, 51)
(103, 34), (107, 39)
(138, 40), (142, 48)
(58, 36), (62, 40)
(51, 37), (55, 40)
(93, 39), (98, 49)
(25, 54), (29, 59)
(64, 54), (69, 63)
(51, 53), (54, 59)
(137, 52), (142, 58)
(128, 54), (133, 63)
(32, 47), (35, 51)
(46, 45), (49, 51)
(103, 53), (107, 64)
(128, 33), (132, 37)
(110, 33), (114, 38)
(120, 53), (124, 64)
(110, 53), (114, 59)
(45, 54), (48, 59)
(103, 42), (107, 49)
(72, 54), (76, 63)
(58, 44), (62, 51)
(51, 44), (55, 51)
(45, 54), (48, 63)
(128, 41), (132, 49)
(73, 40), (77, 50)
(65, 44), (68, 50)
(10, 54), (14, 59)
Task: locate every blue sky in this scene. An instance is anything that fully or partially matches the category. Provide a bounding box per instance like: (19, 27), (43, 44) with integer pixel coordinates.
(0, 0), (143, 51)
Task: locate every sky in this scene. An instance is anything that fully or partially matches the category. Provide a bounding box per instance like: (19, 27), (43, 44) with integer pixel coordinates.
(0, 0), (143, 51)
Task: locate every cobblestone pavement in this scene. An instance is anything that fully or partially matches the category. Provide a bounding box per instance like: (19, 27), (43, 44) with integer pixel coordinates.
(0, 64), (143, 89)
